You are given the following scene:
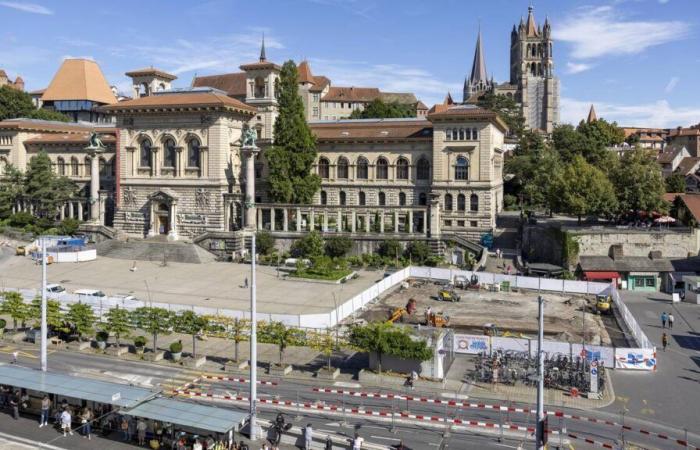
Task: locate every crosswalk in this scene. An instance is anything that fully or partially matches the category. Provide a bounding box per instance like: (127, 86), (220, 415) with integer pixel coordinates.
(159, 368), (202, 392)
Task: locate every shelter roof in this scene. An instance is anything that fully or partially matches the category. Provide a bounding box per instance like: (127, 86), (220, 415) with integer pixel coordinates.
(579, 255), (675, 273)
(192, 73), (247, 97)
(124, 397), (246, 433)
(42, 58), (117, 104)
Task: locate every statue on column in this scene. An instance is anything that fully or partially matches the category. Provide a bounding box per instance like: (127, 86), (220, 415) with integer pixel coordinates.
(241, 125), (257, 148)
(86, 132), (106, 151)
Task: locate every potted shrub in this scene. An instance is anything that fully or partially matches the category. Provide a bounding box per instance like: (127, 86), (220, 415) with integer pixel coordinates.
(95, 331), (109, 350)
(169, 341), (183, 362)
(134, 336), (147, 357)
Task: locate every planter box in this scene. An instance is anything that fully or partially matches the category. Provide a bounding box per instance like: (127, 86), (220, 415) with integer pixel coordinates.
(224, 360), (249, 372)
(268, 364), (293, 376)
(146, 351), (165, 362)
(183, 356), (207, 368)
(315, 367), (340, 380)
(66, 341), (91, 351)
(106, 346), (129, 356)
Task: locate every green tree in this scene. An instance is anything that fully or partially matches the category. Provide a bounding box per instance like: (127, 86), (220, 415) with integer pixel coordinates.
(377, 239), (402, 259)
(255, 230), (276, 255)
(0, 85), (70, 122)
(611, 148), (667, 214)
(348, 322), (433, 374)
(266, 61), (321, 203)
(130, 307), (172, 354)
(65, 302), (96, 341)
(268, 321), (296, 366)
(0, 291), (30, 331)
(477, 92), (525, 137)
(348, 98), (415, 119)
(290, 230), (325, 258)
(24, 152), (77, 218)
(172, 310), (208, 359)
(209, 316), (250, 363)
(309, 328), (336, 372)
(552, 119), (624, 169)
(324, 236), (353, 258)
(57, 218), (81, 236)
(404, 241), (431, 264)
(0, 164), (25, 220)
(29, 297), (66, 331)
(549, 155), (617, 223)
(104, 306), (131, 348)
(665, 173), (686, 193)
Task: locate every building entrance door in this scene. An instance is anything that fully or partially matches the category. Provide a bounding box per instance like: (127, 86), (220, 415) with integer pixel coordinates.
(156, 202), (170, 235)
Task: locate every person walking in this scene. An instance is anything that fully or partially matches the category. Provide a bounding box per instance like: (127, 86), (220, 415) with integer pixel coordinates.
(60, 408), (73, 437)
(662, 332), (669, 351)
(352, 433), (364, 450)
(39, 395), (50, 427)
(81, 407), (92, 440)
(10, 392), (19, 420)
(244, 277), (249, 289)
(304, 424), (313, 450)
(137, 418), (147, 446)
(120, 416), (129, 441)
(661, 311), (668, 329)
(668, 313), (675, 329)
(325, 435), (333, 450)
(11, 351), (18, 364)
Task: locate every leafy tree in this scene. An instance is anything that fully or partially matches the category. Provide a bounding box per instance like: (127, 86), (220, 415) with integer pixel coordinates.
(665, 173), (686, 193)
(348, 322), (433, 374)
(57, 218), (81, 236)
(130, 307), (172, 354)
(377, 239), (402, 259)
(104, 306), (131, 347)
(348, 98), (415, 119)
(172, 310), (209, 359)
(65, 302), (96, 341)
(268, 321), (296, 365)
(0, 85), (69, 121)
(255, 230), (276, 255)
(29, 297), (65, 331)
(266, 61), (321, 203)
(309, 329), (336, 372)
(209, 316), (250, 363)
(404, 241), (431, 264)
(552, 119), (624, 169)
(477, 92), (525, 137)
(24, 152), (77, 218)
(505, 130), (560, 209)
(290, 230), (324, 258)
(324, 236), (353, 258)
(0, 291), (29, 331)
(549, 155), (617, 223)
(0, 164), (25, 220)
(611, 148), (667, 214)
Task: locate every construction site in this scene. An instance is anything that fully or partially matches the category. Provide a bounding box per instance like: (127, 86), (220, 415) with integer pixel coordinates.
(360, 277), (627, 347)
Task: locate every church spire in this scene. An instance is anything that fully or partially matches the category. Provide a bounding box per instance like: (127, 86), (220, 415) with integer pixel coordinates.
(525, 5), (539, 37)
(259, 33), (266, 62)
(469, 28), (488, 85)
(587, 104), (597, 123)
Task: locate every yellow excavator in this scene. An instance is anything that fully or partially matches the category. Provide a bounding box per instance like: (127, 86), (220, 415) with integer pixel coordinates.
(595, 294), (613, 315)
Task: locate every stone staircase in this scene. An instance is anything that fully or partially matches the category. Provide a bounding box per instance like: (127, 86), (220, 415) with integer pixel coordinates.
(96, 238), (218, 264)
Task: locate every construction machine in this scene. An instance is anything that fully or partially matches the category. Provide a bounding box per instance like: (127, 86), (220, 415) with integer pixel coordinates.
(438, 288), (461, 302)
(595, 294), (613, 315)
(426, 312), (450, 328)
(387, 298), (418, 324)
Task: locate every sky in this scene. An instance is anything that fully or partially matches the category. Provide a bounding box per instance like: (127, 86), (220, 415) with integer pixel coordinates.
(0, 0), (698, 128)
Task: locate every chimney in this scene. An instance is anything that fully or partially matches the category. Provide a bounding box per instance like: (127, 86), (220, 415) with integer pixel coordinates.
(609, 245), (624, 260)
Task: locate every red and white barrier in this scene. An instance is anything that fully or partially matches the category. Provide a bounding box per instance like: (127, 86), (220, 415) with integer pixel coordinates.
(200, 374), (278, 386)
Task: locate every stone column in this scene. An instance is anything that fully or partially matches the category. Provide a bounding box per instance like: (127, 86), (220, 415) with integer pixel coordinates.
(68, 202), (74, 219)
(296, 208), (301, 231)
(224, 199), (231, 231)
(408, 210), (414, 234)
(337, 210), (342, 233)
(87, 153), (101, 222)
(323, 212), (328, 232)
(310, 210), (315, 230)
(60, 205), (66, 220)
(379, 212), (385, 233)
(270, 209), (276, 231)
(151, 147), (160, 177)
(243, 146), (260, 229)
(365, 212), (371, 233)
(422, 211), (427, 234)
(283, 209), (289, 232)
(428, 193), (441, 238)
(351, 211), (356, 233)
(394, 211), (399, 233)
(175, 147), (184, 177)
(169, 201), (178, 240)
(257, 208), (263, 231)
(77, 202), (83, 220)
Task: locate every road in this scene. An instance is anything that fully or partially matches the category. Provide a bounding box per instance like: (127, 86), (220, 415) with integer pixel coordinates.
(1, 345), (696, 450)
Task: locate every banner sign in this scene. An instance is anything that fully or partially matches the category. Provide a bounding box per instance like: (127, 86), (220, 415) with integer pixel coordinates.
(614, 348), (657, 370)
(454, 334), (489, 354)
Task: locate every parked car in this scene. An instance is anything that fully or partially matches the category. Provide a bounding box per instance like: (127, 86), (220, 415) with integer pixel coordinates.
(45, 284), (66, 294)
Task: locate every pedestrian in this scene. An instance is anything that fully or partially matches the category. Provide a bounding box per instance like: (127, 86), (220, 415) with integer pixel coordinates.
(352, 433), (364, 450)
(81, 407), (92, 440)
(662, 332), (669, 351)
(192, 437), (203, 450)
(244, 277), (248, 288)
(120, 416), (129, 441)
(304, 423), (313, 450)
(137, 418), (147, 445)
(661, 311), (667, 329)
(39, 395), (50, 427)
(10, 392), (19, 420)
(325, 435), (333, 450)
(60, 408), (73, 436)
(668, 313), (675, 329)
(12, 351), (18, 364)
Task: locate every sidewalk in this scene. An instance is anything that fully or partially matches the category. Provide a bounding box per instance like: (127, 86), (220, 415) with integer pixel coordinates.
(605, 291), (700, 433)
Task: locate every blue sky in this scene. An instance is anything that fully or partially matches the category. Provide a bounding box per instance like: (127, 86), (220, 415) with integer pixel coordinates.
(0, 0), (698, 127)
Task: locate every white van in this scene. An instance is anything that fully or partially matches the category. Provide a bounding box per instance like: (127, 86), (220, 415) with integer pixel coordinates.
(45, 284), (66, 294)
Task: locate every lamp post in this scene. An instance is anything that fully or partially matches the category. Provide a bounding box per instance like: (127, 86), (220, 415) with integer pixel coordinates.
(536, 295), (545, 449)
(40, 238), (47, 372)
(249, 231), (259, 440)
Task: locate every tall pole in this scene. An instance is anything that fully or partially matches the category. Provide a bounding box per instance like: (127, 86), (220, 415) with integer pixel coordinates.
(249, 232), (258, 440)
(536, 295), (545, 449)
(40, 238), (47, 372)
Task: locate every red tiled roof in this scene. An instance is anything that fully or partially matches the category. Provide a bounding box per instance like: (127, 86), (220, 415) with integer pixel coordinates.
(674, 157), (700, 176)
(298, 61), (314, 84)
(100, 90), (255, 114)
(309, 76), (330, 92)
(192, 73), (247, 97)
(322, 87), (380, 102)
(657, 147), (683, 164)
(0, 119), (102, 133)
(25, 132), (116, 145)
(310, 119), (432, 141)
(664, 193), (700, 223)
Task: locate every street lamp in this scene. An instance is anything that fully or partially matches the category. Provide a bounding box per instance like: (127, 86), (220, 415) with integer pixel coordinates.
(249, 232), (259, 440)
(40, 237), (47, 372)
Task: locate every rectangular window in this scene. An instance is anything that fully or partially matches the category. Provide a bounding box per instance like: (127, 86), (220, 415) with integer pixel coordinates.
(312, 107), (319, 116)
(444, 220), (452, 227)
(313, 94), (320, 102)
(634, 277), (644, 287)
(470, 220), (478, 227)
(457, 220), (465, 227)
(645, 277), (655, 287)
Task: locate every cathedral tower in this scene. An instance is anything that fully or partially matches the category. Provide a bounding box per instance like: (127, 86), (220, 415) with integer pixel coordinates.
(463, 28), (493, 103)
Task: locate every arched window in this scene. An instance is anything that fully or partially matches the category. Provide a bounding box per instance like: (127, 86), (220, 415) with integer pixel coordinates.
(340, 191), (346, 206)
(318, 157), (330, 179)
(358, 191), (366, 206)
(254, 76), (265, 98)
(376, 157), (388, 179)
(458, 128), (465, 140)
(452, 129), (459, 141)
(417, 158), (430, 180)
(163, 138), (176, 168)
(457, 194), (466, 211)
(470, 194), (479, 212)
(455, 157), (469, 180)
(399, 192), (406, 206)
(320, 190), (327, 205)
(356, 157), (368, 179)
(444, 194), (453, 211)
(337, 157), (349, 179)
(418, 193), (427, 206)
(396, 158), (409, 180)
(378, 192), (386, 206)
(70, 157), (79, 176)
(140, 138), (152, 168)
(187, 138), (201, 168)
(56, 157), (65, 176)
(445, 128), (452, 141)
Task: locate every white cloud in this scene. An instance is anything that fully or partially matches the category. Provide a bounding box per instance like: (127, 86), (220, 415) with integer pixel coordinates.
(0, 1), (52, 14)
(565, 62), (593, 74)
(664, 76), (679, 93)
(561, 97), (700, 128)
(554, 5), (690, 59)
